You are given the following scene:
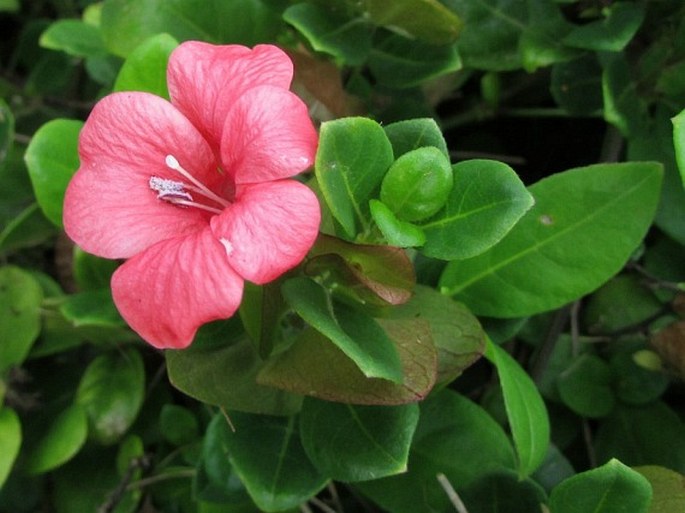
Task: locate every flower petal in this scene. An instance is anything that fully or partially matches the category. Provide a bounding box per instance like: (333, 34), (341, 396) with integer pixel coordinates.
(210, 180), (320, 284)
(220, 85), (318, 184)
(64, 92), (222, 259)
(111, 229), (243, 349)
(167, 42), (293, 151)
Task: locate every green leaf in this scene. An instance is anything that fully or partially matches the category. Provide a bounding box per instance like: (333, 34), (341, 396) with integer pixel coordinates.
(197, 414), (252, 504)
(307, 234), (416, 306)
(369, 199), (427, 248)
(315, 117), (394, 239)
(459, 469), (547, 513)
(440, 162), (663, 317)
(25, 119), (83, 228)
(601, 52), (649, 137)
(101, 0), (282, 57)
(160, 404), (199, 447)
(0, 98), (14, 164)
(114, 33), (178, 99)
(222, 412), (327, 512)
(60, 289), (124, 328)
(562, 3), (645, 52)
(446, 0), (527, 71)
(368, 34), (461, 89)
(595, 402), (685, 472)
(72, 247), (119, 291)
(551, 54), (603, 116)
(0, 202), (56, 252)
(672, 107), (685, 187)
(300, 398), (419, 481)
(281, 277), (403, 383)
(0, 407), (21, 488)
(549, 459), (652, 513)
(421, 159), (534, 260)
(485, 339), (549, 478)
(557, 353), (615, 418)
(583, 275), (662, 334)
(25, 403), (88, 475)
(362, 0), (462, 45)
(284, 3), (371, 66)
(381, 147), (453, 222)
(258, 318), (437, 405)
(381, 285), (484, 386)
(166, 320), (303, 416)
(75, 348), (145, 444)
(39, 19), (107, 57)
(383, 118), (449, 158)
(0, 0), (19, 12)
(355, 390), (516, 513)
(634, 466), (685, 513)
(0, 266), (43, 373)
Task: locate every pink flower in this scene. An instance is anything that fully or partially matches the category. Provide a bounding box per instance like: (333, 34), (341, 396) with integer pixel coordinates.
(63, 42), (320, 349)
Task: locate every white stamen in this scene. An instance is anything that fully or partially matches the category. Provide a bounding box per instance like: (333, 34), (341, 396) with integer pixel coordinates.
(165, 154), (230, 208)
(164, 197), (223, 215)
(219, 237), (234, 256)
(149, 176), (193, 201)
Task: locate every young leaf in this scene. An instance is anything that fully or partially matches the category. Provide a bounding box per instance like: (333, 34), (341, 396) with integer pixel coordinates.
(0, 266), (43, 373)
(421, 159), (534, 260)
(485, 339), (550, 478)
(300, 398), (419, 481)
(25, 404), (88, 475)
(113, 33), (178, 99)
(383, 118), (449, 158)
(380, 147), (453, 222)
(24, 119), (83, 228)
(258, 319), (437, 405)
(315, 117), (394, 239)
(369, 199), (427, 248)
(281, 277), (403, 383)
(549, 459), (652, 513)
(75, 348), (145, 444)
(222, 412), (327, 512)
(0, 407), (21, 488)
(440, 162), (663, 317)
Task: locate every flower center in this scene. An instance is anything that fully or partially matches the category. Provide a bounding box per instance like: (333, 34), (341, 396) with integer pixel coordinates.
(149, 155), (230, 215)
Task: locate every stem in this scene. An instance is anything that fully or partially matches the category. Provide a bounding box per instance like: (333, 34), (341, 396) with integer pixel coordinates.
(125, 469), (196, 491)
(436, 474), (470, 513)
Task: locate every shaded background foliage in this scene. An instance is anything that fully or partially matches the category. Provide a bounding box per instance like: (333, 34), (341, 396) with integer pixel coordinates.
(1, 0), (685, 512)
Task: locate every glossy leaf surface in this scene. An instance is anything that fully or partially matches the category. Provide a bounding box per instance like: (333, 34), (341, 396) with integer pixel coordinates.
(440, 162), (663, 317)
(300, 398), (419, 481)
